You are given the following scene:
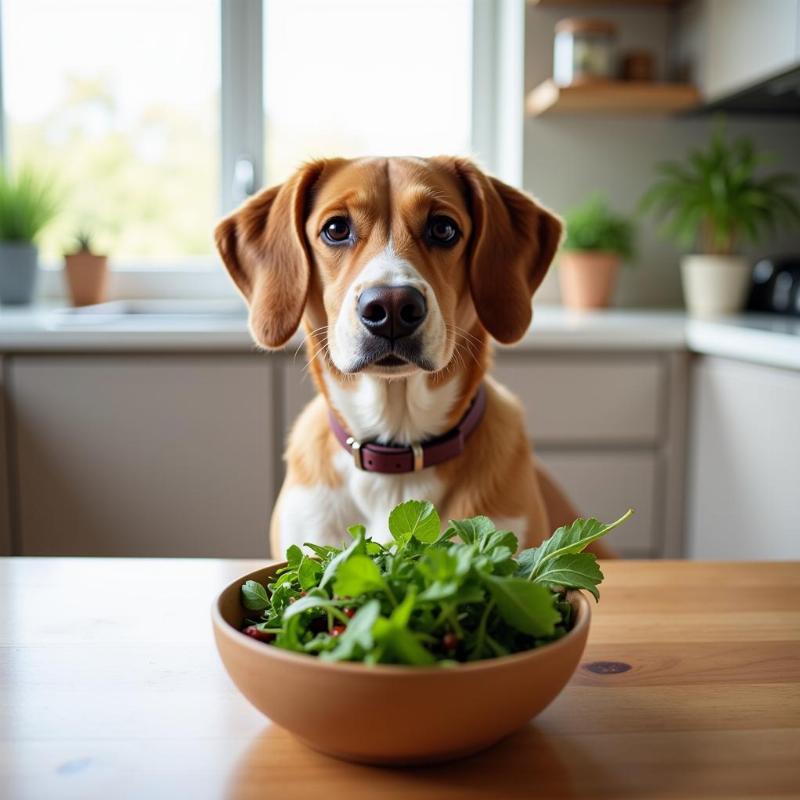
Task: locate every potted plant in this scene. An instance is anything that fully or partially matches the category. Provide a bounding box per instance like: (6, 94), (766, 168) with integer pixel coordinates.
(641, 127), (800, 317)
(0, 165), (60, 305)
(64, 230), (109, 306)
(559, 194), (634, 310)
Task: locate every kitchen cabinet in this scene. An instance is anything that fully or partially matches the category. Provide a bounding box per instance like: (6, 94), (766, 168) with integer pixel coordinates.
(0, 357), (10, 555)
(537, 450), (658, 556)
(10, 355), (274, 557)
(687, 356), (800, 560)
(701, 0), (799, 100)
(492, 355), (664, 445)
(281, 351), (687, 558)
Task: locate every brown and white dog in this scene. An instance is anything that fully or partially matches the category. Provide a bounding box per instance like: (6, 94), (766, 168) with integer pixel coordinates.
(216, 156), (594, 556)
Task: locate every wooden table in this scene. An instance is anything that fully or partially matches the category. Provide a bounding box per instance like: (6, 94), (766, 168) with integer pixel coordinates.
(1, 559), (798, 799)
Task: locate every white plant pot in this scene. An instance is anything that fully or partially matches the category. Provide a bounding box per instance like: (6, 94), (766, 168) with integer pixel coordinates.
(680, 255), (751, 317)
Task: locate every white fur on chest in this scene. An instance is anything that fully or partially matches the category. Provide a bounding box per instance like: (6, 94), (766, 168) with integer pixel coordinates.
(277, 372), (459, 551)
(324, 371), (460, 445)
(331, 447), (445, 543)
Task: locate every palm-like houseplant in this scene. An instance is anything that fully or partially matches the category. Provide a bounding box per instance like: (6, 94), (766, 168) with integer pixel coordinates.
(559, 194), (635, 309)
(0, 165), (60, 305)
(641, 127), (800, 316)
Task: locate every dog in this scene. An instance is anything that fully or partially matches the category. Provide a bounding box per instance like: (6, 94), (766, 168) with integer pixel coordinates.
(216, 156), (599, 557)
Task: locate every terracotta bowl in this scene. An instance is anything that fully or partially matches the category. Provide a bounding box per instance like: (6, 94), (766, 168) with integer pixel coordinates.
(212, 562), (591, 765)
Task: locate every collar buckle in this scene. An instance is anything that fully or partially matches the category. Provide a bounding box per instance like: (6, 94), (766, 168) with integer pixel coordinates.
(411, 442), (424, 471)
(345, 435), (364, 470)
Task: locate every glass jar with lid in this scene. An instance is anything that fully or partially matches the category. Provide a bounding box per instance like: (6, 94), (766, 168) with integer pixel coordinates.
(554, 18), (617, 86)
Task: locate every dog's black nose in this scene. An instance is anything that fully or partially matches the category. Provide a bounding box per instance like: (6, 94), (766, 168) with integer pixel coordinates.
(357, 285), (427, 339)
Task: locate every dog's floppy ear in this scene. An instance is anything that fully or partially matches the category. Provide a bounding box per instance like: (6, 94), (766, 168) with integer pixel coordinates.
(452, 159), (563, 344)
(214, 161), (325, 349)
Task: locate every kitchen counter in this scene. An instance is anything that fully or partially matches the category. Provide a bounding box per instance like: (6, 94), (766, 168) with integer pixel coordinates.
(0, 304), (798, 369)
(1, 557), (797, 799)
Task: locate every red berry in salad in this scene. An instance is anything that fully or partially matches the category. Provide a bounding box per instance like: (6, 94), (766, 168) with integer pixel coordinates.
(242, 625), (273, 642)
(343, 607), (356, 618)
(442, 632), (459, 651)
(330, 624), (346, 637)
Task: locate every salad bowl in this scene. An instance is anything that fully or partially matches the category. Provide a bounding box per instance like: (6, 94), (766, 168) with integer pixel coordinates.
(212, 562), (591, 765)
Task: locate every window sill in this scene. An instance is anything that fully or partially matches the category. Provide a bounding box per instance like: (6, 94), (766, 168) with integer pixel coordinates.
(38, 261), (239, 302)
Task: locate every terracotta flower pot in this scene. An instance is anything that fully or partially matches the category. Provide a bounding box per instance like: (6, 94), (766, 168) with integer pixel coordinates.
(558, 250), (620, 310)
(64, 251), (108, 307)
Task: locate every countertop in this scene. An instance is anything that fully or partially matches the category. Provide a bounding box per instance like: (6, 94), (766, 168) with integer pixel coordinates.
(1, 557), (798, 799)
(0, 303), (799, 370)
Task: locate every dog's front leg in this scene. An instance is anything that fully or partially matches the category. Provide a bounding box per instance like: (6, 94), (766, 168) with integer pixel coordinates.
(269, 479), (359, 557)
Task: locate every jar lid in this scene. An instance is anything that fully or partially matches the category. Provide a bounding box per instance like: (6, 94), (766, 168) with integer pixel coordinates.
(555, 18), (617, 36)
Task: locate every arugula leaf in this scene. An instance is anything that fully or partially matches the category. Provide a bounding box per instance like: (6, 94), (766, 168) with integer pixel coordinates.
(281, 590), (345, 622)
(272, 613), (302, 651)
(347, 524), (366, 540)
(333, 554), (385, 597)
(447, 515), (495, 545)
(388, 500), (440, 543)
(518, 509), (633, 580)
(390, 588), (417, 628)
(417, 580), (459, 602)
(482, 529), (518, 554)
(297, 556), (322, 591)
(371, 596), (436, 666)
(285, 544), (303, 569)
(303, 542), (339, 560)
(417, 549), (459, 583)
(378, 625), (436, 666)
(320, 600), (381, 662)
(533, 552), (604, 601)
(481, 574), (560, 636)
(318, 531), (366, 588)
(241, 580), (269, 611)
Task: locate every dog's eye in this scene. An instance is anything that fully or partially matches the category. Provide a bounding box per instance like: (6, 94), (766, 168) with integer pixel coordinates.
(426, 215), (460, 247)
(321, 217), (352, 245)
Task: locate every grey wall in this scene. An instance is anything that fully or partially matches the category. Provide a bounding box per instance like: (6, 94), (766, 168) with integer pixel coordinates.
(524, 4), (800, 308)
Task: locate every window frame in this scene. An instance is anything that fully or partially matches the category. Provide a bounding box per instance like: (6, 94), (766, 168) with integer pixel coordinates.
(0, 0), (520, 295)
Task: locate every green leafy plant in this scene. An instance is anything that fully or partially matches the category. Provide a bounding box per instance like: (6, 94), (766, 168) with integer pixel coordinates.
(239, 500), (632, 666)
(0, 165), (60, 244)
(562, 194), (635, 260)
(640, 126), (800, 255)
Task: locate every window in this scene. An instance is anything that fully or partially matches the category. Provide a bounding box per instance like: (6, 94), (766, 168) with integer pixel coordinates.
(2, 0), (219, 263)
(0, 0), (481, 275)
(262, 0), (473, 184)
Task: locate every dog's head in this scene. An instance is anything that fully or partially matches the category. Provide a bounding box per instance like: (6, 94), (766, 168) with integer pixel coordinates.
(215, 157), (562, 377)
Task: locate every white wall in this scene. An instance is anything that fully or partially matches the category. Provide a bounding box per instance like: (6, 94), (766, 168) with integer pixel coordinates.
(524, 4), (800, 308)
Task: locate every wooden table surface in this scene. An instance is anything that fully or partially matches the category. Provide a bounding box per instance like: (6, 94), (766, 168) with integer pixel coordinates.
(1, 558), (798, 800)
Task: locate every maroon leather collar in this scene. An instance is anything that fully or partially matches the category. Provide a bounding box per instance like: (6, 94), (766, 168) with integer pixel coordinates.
(329, 384), (487, 474)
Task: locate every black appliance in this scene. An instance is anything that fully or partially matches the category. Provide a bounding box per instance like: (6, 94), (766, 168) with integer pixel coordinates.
(746, 257), (800, 317)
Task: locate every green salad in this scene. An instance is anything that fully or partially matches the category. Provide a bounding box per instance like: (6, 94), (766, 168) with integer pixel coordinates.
(240, 501), (632, 666)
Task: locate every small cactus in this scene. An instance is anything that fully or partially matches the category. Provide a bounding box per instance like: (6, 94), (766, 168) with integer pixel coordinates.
(74, 230), (93, 253)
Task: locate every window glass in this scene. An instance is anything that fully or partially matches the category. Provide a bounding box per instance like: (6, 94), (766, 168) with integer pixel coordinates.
(263, 0), (472, 185)
(2, 0), (220, 262)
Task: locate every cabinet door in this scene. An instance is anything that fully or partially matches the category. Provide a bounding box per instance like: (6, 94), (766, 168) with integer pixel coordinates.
(687, 357), (800, 560)
(538, 450), (659, 557)
(492, 356), (664, 445)
(278, 359), (318, 485)
(11, 355), (274, 557)
(0, 357), (10, 555)
(704, 0), (799, 99)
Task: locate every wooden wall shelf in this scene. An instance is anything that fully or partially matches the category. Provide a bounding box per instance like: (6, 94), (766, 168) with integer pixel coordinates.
(526, 80), (701, 116)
